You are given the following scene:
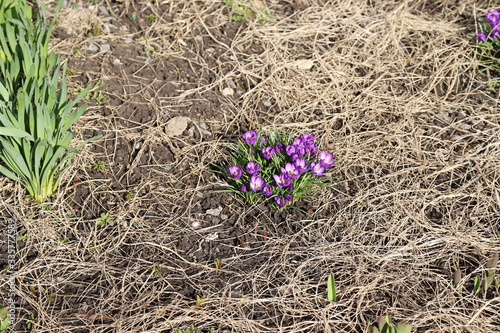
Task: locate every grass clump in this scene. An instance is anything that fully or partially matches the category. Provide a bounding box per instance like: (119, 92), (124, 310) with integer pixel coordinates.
(0, 0), (99, 202)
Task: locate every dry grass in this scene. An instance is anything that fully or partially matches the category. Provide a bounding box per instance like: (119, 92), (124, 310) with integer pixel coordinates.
(1, 0), (500, 332)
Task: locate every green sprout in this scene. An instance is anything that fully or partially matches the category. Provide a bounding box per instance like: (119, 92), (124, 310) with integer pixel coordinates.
(0, 307), (10, 333)
(96, 213), (114, 227)
(149, 263), (163, 277)
(223, 0), (276, 23)
(455, 251), (499, 296)
(125, 192), (135, 200)
(16, 233), (27, 241)
(368, 315), (412, 333)
(145, 14), (156, 21)
(327, 273), (337, 303)
(93, 160), (105, 171)
(0, 0), (100, 202)
(26, 314), (36, 330)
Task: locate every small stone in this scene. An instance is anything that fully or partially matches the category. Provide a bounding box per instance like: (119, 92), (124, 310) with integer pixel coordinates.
(206, 207), (222, 216)
(165, 116), (190, 137)
(88, 44), (98, 52)
(100, 44), (111, 52)
(222, 87), (234, 96)
(112, 58), (122, 66)
(220, 214), (228, 220)
(263, 99), (272, 107)
(205, 233), (219, 241)
(207, 47), (215, 53)
(98, 6), (110, 15)
(227, 78), (237, 89)
(134, 141), (143, 150)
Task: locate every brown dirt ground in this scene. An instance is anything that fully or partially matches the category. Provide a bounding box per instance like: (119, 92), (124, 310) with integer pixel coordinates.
(1, 0), (500, 332)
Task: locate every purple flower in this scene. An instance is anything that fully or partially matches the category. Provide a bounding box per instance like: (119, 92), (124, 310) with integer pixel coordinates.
(274, 196), (286, 208)
(281, 163), (300, 179)
(288, 182), (294, 191)
(486, 9), (500, 28)
(477, 32), (488, 42)
(295, 146), (306, 158)
(275, 142), (285, 152)
(492, 27), (500, 40)
(318, 150), (335, 168)
(249, 175), (265, 192)
(289, 153), (300, 162)
(294, 159), (308, 173)
(273, 173), (291, 188)
(302, 133), (315, 145)
(228, 165), (243, 179)
(285, 193), (293, 202)
(304, 143), (318, 155)
(285, 145), (296, 156)
(246, 161), (260, 175)
(261, 136), (267, 144)
(262, 146), (276, 159)
(310, 162), (325, 176)
(241, 184), (247, 192)
(293, 136), (303, 146)
(262, 185), (273, 196)
(242, 131), (257, 145)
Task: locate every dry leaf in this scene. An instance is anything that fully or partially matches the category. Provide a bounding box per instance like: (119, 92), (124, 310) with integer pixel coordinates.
(165, 116), (190, 137)
(293, 59), (314, 70)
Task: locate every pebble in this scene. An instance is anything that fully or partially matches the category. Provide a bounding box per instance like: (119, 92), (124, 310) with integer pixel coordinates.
(98, 6), (110, 15)
(227, 78), (237, 89)
(88, 44), (98, 52)
(263, 99), (272, 107)
(100, 44), (111, 52)
(207, 47), (215, 53)
(105, 23), (118, 30)
(112, 58), (122, 66)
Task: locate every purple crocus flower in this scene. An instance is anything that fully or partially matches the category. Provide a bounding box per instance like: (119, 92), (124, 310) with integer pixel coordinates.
(246, 161), (261, 175)
(261, 136), (267, 144)
(302, 133), (315, 145)
(318, 150), (335, 168)
(262, 146), (276, 160)
(477, 32), (488, 42)
(262, 184), (273, 196)
(285, 145), (296, 156)
(310, 162), (325, 176)
(285, 193), (293, 202)
(304, 143), (318, 155)
(228, 165), (243, 179)
(486, 9), (500, 28)
(242, 131), (257, 145)
(249, 175), (265, 192)
(492, 27), (500, 40)
(273, 173), (291, 188)
(275, 142), (285, 152)
(274, 196), (286, 208)
(241, 184), (247, 192)
(293, 136), (304, 146)
(294, 159), (308, 173)
(288, 182), (294, 191)
(281, 163), (300, 179)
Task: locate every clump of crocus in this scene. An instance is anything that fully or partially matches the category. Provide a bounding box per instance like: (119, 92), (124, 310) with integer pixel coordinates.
(475, 9), (500, 77)
(220, 130), (335, 210)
